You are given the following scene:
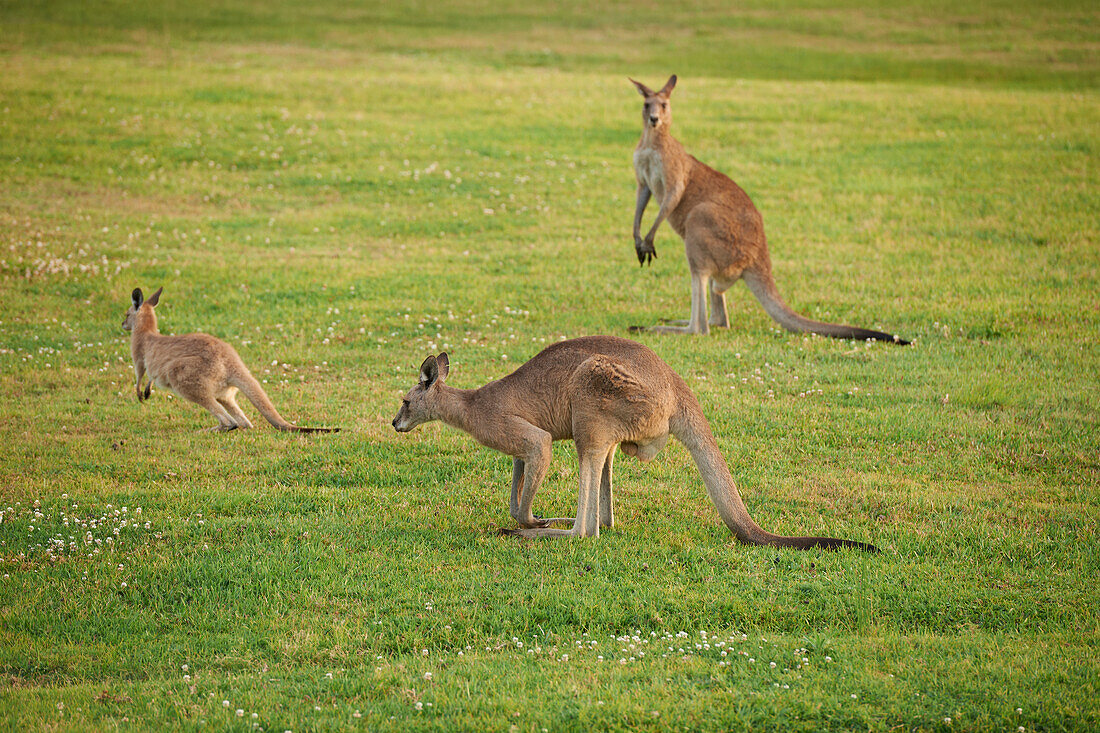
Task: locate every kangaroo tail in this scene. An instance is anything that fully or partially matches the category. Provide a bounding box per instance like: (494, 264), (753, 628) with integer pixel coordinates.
(670, 395), (878, 553)
(231, 373), (339, 433)
(743, 268), (909, 345)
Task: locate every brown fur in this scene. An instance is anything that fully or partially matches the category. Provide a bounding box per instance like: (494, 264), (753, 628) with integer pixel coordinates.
(629, 75), (908, 344)
(122, 287), (338, 433)
(393, 335), (876, 551)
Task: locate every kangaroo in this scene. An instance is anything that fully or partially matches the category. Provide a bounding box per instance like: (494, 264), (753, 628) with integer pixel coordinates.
(121, 287), (338, 433)
(392, 335), (876, 551)
(630, 74), (909, 344)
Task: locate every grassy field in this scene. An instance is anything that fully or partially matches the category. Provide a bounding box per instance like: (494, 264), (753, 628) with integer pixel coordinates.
(1, 0), (1098, 730)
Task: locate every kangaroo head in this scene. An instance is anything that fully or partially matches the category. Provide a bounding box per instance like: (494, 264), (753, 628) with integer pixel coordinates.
(122, 286), (163, 331)
(630, 75), (676, 131)
(392, 352), (450, 432)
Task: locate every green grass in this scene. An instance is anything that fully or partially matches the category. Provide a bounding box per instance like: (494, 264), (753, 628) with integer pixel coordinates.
(1, 0), (1098, 730)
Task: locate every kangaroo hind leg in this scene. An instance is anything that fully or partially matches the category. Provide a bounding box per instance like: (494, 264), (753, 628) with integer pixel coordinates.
(194, 395), (238, 432)
(504, 443), (608, 539)
(599, 446), (616, 528)
(708, 279), (730, 328)
(218, 388), (254, 429)
(642, 271), (710, 335)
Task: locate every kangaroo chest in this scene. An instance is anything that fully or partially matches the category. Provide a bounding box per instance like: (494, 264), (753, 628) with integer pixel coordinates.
(633, 147), (666, 200)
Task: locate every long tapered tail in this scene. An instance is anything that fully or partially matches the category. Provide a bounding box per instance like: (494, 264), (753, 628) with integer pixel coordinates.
(231, 373), (339, 433)
(670, 396), (877, 552)
(743, 269), (909, 345)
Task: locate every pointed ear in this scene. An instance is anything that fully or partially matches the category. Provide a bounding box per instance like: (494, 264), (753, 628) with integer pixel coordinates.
(419, 355), (439, 387)
(436, 352), (449, 383)
(146, 287), (163, 307)
(659, 74), (677, 97)
(131, 288), (144, 309)
(629, 78), (654, 97)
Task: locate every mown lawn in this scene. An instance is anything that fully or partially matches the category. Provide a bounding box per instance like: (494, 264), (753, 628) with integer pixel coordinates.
(1, 1), (1097, 730)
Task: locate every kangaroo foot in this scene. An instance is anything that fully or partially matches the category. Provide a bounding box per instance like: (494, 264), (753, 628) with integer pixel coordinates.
(516, 515), (569, 529)
(500, 526), (576, 539)
(642, 323), (704, 335)
(537, 516), (575, 526)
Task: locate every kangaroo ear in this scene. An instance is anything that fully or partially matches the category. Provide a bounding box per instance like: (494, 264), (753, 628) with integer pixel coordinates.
(659, 74), (677, 97)
(131, 288), (144, 309)
(629, 78), (654, 97)
(419, 355), (439, 387)
(436, 352), (449, 383)
(146, 287), (163, 307)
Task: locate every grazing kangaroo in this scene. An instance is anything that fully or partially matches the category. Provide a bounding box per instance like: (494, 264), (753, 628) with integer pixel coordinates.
(392, 335), (876, 551)
(630, 74), (909, 344)
(122, 287), (338, 433)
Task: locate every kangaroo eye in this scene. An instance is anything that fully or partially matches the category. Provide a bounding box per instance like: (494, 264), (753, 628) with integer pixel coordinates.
(402, 400), (410, 408)
(661, 102), (667, 110)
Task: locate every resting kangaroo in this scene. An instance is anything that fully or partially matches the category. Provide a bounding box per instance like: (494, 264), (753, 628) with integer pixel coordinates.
(392, 335), (876, 551)
(630, 74), (909, 344)
(122, 287), (338, 433)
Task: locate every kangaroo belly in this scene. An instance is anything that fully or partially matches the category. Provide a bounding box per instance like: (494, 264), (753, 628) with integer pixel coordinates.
(634, 149), (665, 200)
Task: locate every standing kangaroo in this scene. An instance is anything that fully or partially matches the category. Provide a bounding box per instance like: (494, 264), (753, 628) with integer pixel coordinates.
(630, 74), (909, 344)
(392, 335), (876, 551)
(122, 287), (338, 433)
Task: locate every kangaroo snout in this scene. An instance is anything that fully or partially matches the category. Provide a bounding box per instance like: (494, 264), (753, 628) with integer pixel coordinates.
(649, 115), (659, 126)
